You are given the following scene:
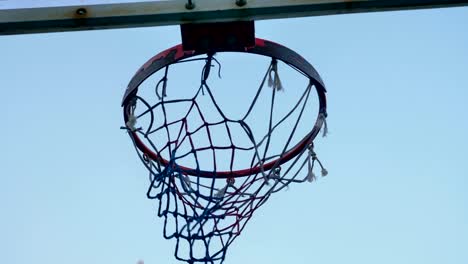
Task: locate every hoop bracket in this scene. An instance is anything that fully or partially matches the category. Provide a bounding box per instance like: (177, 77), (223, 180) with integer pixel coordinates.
(180, 21), (255, 52)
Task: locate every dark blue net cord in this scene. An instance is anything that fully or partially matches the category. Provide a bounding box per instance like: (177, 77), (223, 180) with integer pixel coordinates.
(123, 54), (328, 264)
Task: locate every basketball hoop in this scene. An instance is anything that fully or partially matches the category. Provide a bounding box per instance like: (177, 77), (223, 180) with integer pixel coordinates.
(122, 22), (328, 264)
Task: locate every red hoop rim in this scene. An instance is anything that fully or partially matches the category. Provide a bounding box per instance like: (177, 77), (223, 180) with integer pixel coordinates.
(123, 38), (327, 178)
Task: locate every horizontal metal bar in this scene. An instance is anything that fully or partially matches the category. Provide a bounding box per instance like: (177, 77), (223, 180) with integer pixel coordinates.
(1, 0), (467, 35)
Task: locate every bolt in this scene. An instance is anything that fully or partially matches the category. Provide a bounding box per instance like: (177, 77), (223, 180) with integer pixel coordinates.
(185, 1), (195, 10)
(76, 8), (87, 16)
(236, 0), (247, 6)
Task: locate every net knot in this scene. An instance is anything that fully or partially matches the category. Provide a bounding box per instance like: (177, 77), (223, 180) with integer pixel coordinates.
(271, 167), (281, 180)
(215, 178), (235, 199)
(126, 114), (137, 131)
(268, 59), (284, 91)
(320, 112), (329, 137)
(179, 173), (192, 191)
(306, 144), (328, 182)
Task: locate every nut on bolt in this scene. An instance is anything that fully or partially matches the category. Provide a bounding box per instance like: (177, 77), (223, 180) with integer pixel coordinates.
(76, 8), (87, 16)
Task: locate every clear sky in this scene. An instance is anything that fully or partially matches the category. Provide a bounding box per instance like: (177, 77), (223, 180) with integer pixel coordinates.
(2, 5), (468, 264)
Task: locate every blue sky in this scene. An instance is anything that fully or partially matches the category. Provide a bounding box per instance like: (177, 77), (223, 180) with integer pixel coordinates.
(2, 5), (468, 264)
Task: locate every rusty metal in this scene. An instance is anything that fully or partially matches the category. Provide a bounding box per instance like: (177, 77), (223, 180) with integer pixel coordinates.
(1, 0), (468, 35)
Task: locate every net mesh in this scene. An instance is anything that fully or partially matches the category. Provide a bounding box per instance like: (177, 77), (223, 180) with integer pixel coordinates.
(123, 54), (327, 264)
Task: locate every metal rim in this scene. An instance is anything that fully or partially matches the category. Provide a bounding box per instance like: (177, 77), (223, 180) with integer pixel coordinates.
(123, 38), (327, 178)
